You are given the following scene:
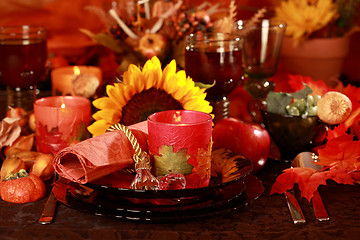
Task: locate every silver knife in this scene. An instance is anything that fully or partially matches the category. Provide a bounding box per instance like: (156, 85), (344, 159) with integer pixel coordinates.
(38, 190), (58, 224)
(294, 152), (330, 221)
(39, 174), (58, 225)
(284, 190), (306, 224)
(312, 190), (330, 221)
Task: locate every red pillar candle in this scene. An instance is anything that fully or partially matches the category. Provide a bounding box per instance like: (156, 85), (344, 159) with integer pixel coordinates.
(34, 96), (91, 154)
(147, 110), (213, 188)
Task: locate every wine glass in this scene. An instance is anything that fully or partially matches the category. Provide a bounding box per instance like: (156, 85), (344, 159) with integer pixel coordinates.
(185, 32), (242, 123)
(237, 19), (286, 98)
(0, 25), (48, 112)
(236, 19), (286, 122)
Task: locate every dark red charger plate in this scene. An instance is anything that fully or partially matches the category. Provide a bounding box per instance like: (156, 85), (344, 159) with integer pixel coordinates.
(52, 153), (264, 222)
(53, 175), (263, 222)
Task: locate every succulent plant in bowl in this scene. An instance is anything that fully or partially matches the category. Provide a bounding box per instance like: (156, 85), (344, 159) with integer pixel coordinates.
(261, 85), (327, 161)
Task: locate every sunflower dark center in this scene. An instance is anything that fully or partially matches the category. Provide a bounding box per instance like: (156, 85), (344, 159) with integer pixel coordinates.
(120, 87), (184, 125)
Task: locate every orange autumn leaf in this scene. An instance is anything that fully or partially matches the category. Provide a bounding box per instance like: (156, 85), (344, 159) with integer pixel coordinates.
(335, 83), (360, 108)
(192, 145), (212, 182)
(304, 170), (355, 200)
(352, 118), (360, 141)
(317, 135), (360, 170)
(322, 169), (356, 185)
(186, 144), (212, 188)
(270, 167), (316, 200)
(345, 107), (360, 129)
(341, 85), (360, 130)
(271, 167), (355, 201)
(326, 124), (348, 140)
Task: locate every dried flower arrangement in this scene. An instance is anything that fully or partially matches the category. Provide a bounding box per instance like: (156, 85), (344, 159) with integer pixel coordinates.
(273, 0), (360, 44)
(81, 0), (240, 73)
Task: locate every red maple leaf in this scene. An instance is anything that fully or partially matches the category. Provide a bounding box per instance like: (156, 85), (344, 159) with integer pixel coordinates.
(271, 167), (356, 201)
(287, 75), (331, 96)
(303, 169), (355, 200)
(327, 124), (348, 141)
(318, 135), (360, 170)
(339, 84), (360, 130)
(270, 167), (316, 200)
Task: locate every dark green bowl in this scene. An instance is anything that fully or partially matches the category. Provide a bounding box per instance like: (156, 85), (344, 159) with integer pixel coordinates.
(261, 110), (326, 161)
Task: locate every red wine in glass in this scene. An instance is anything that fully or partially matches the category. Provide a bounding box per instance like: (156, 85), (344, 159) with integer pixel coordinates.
(0, 26), (47, 111)
(185, 33), (242, 123)
(185, 49), (242, 101)
(0, 40), (47, 88)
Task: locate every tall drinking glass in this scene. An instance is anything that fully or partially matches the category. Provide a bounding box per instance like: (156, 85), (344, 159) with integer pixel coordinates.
(0, 25), (48, 112)
(185, 33), (242, 123)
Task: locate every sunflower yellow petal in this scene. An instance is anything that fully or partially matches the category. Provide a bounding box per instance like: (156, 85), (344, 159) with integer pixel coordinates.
(123, 64), (146, 93)
(175, 70), (187, 86)
(123, 64), (141, 85)
(92, 109), (121, 123)
(172, 85), (189, 100)
(107, 84), (127, 107)
(143, 58), (162, 90)
(159, 59), (176, 89)
(144, 56), (161, 71)
(93, 97), (118, 110)
(183, 97), (212, 112)
(165, 75), (181, 95)
(88, 119), (112, 137)
(123, 85), (136, 100)
(145, 67), (162, 90)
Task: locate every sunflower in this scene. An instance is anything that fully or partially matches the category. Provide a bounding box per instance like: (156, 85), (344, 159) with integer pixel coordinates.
(274, 0), (337, 44)
(88, 57), (213, 136)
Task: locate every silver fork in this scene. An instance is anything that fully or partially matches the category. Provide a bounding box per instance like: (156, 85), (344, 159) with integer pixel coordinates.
(292, 152), (330, 222)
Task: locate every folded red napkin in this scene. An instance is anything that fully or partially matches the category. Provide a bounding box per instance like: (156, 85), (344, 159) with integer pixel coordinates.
(53, 121), (148, 184)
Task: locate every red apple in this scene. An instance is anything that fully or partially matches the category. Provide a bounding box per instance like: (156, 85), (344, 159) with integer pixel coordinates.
(137, 33), (170, 62)
(212, 117), (270, 173)
(228, 86), (253, 123)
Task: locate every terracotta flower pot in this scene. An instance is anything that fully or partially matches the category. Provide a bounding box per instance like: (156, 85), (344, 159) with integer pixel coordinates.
(281, 37), (350, 87)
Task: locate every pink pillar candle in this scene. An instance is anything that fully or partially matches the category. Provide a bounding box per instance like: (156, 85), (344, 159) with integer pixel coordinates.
(34, 96), (91, 154)
(147, 110), (213, 188)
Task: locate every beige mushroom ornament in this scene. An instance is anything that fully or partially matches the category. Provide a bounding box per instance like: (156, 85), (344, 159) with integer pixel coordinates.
(317, 91), (352, 125)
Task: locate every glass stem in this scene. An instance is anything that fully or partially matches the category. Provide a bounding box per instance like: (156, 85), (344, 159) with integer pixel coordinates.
(211, 98), (230, 124)
(7, 85), (37, 112)
(244, 77), (275, 99)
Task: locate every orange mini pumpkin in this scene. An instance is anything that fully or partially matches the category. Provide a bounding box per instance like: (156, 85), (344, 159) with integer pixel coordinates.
(0, 169), (46, 204)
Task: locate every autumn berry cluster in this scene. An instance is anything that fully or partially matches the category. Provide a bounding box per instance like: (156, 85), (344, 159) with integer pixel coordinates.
(173, 10), (214, 38)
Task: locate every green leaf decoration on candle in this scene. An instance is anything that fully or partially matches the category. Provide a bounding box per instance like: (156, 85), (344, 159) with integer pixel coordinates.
(154, 145), (192, 177)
